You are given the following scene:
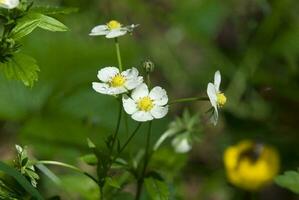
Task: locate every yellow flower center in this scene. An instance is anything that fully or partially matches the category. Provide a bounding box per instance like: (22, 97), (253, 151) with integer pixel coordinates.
(217, 93), (227, 107)
(107, 20), (121, 30)
(138, 97), (154, 112)
(110, 74), (126, 87)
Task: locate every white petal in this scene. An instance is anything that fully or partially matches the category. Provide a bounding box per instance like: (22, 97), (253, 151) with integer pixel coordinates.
(122, 67), (143, 90)
(121, 67), (139, 78)
(132, 111), (153, 122)
(210, 107), (219, 126)
(125, 76), (143, 90)
(149, 86), (168, 106)
(131, 83), (149, 101)
(92, 82), (110, 94)
(172, 137), (192, 153)
(122, 95), (138, 115)
(207, 83), (217, 108)
(97, 67), (119, 82)
(92, 82), (126, 95)
(89, 25), (109, 36)
(106, 29), (127, 38)
(107, 87), (127, 95)
(150, 105), (168, 119)
(0, 0), (19, 9)
(214, 70), (221, 92)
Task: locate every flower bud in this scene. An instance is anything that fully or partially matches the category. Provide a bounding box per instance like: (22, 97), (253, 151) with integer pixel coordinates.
(142, 60), (155, 73)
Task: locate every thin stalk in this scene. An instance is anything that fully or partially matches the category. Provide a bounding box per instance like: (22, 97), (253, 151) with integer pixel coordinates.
(125, 114), (129, 137)
(135, 122), (152, 200)
(110, 123), (142, 164)
(168, 97), (209, 105)
(110, 100), (123, 154)
(119, 123), (142, 153)
(114, 37), (123, 71)
(146, 73), (151, 87)
(36, 160), (98, 184)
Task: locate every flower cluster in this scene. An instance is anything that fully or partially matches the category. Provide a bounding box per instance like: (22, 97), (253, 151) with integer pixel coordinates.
(92, 66), (168, 122)
(91, 20), (227, 125)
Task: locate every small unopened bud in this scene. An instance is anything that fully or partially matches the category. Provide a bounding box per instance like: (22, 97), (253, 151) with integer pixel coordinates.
(143, 60), (155, 73)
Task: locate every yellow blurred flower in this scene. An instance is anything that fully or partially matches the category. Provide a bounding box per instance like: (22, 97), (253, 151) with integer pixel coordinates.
(224, 140), (280, 191)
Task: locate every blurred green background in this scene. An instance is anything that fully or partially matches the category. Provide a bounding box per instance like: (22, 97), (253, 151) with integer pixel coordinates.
(1, 0), (299, 199)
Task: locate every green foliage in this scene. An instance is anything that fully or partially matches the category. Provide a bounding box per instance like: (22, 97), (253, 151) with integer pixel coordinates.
(10, 13), (42, 40)
(15, 145), (39, 188)
(155, 109), (202, 151)
(275, 170), (299, 194)
(0, 2), (71, 87)
(0, 53), (39, 87)
(144, 172), (169, 200)
(80, 154), (98, 166)
(11, 12), (68, 40)
(0, 161), (43, 200)
(36, 14), (68, 32)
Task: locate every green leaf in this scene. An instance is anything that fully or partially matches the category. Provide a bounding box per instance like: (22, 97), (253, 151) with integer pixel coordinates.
(87, 138), (96, 149)
(106, 177), (121, 189)
(0, 53), (40, 87)
(11, 13), (41, 40)
(275, 171), (299, 194)
(144, 175), (169, 200)
(11, 12), (68, 40)
(38, 14), (68, 32)
(0, 161), (44, 200)
(80, 154), (98, 166)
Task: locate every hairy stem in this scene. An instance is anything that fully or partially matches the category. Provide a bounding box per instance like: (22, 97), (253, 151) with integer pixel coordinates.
(114, 37), (123, 72)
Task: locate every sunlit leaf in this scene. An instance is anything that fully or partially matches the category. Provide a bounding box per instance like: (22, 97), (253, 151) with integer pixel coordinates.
(0, 53), (40, 87)
(38, 15), (68, 32)
(275, 171), (299, 194)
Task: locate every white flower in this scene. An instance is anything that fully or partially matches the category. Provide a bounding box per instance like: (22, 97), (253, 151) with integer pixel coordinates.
(172, 134), (192, 153)
(122, 83), (168, 122)
(92, 67), (143, 95)
(89, 20), (138, 39)
(207, 70), (227, 125)
(0, 0), (19, 9)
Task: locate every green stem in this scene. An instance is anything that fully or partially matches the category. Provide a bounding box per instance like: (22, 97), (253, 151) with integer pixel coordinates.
(110, 100), (123, 154)
(36, 160), (98, 184)
(125, 114), (129, 137)
(119, 123), (142, 153)
(146, 73), (151, 87)
(110, 123), (142, 164)
(114, 37), (123, 71)
(136, 122), (152, 200)
(168, 96), (209, 105)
